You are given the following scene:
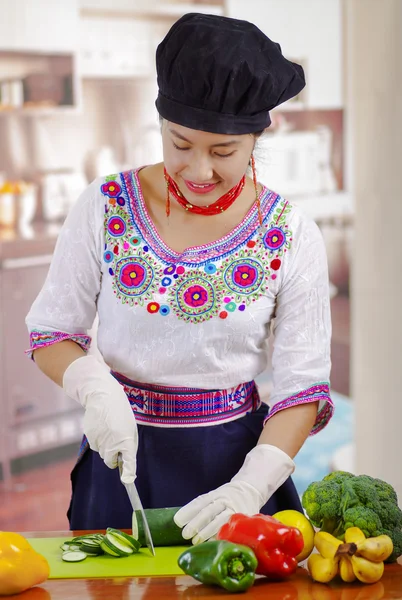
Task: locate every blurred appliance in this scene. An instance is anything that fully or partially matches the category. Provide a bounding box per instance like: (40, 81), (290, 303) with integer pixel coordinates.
(257, 126), (337, 197)
(35, 169), (87, 222)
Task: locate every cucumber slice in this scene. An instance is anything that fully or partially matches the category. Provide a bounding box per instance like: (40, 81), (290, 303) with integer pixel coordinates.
(105, 532), (134, 556)
(62, 551), (87, 562)
(60, 543), (71, 551)
(71, 534), (104, 543)
(79, 539), (101, 547)
(106, 528), (140, 552)
(80, 543), (104, 555)
(100, 539), (122, 557)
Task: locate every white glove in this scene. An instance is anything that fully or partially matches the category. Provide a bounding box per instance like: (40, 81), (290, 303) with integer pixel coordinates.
(174, 444), (295, 544)
(63, 355), (138, 484)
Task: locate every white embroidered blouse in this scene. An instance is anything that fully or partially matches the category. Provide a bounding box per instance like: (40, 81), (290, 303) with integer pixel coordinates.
(26, 168), (333, 433)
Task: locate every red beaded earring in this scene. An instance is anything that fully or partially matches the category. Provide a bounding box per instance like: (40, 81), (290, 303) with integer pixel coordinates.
(250, 154), (262, 226)
(165, 169), (171, 217)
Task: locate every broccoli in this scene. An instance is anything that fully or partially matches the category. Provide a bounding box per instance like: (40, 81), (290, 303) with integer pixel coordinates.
(322, 471), (355, 485)
(376, 501), (402, 531)
(301, 480), (342, 531)
(383, 528), (402, 563)
(302, 471), (402, 562)
(341, 506), (382, 538)
(372, 478), (399, 505)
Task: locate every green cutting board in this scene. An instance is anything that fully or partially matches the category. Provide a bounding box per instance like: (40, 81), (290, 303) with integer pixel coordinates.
(27, 537), (188, 579)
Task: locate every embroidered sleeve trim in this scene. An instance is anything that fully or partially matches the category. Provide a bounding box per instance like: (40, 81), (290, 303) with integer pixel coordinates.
(263, 382), (334, 436)
(26, 330), (92, 359)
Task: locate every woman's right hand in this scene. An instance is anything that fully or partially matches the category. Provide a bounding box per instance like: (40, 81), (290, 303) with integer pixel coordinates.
(63, 355), (138, 483)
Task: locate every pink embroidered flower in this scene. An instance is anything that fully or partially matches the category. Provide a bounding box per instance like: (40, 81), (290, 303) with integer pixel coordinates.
(107, 216), (126, 237)
(233, 264), (257, 288)
(101, 181), (122, 198)
(184, 285), (209, 307)
(264, 227), (286, 250)
(120, 262), (146, 288)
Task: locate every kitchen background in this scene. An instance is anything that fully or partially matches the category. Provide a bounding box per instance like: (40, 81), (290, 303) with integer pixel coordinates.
(0, 0), (355, 530)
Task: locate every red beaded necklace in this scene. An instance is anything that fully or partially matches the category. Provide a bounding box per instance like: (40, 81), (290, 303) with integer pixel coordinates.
(164, 168), (245, 216)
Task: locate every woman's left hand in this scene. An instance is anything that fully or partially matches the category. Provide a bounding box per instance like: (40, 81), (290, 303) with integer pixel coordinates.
(174, 444), (295, 545)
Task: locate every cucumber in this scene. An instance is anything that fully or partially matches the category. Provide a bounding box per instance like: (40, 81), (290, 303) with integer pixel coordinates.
(104, 532), (134, 556)
(132, 507), (190, 547)
(62, 551), (87, 562)
(80, 542), (104, 555)
(100, 539), (121, 557)
(106, 528), (140, 552)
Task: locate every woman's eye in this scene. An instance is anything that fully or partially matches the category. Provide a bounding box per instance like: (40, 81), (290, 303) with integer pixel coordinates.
(173, 142), (190, 151)
(215, 152), (235, 158)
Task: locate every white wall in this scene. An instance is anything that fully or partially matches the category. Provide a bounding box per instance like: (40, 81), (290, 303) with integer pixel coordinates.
(226, 0), (343, 109)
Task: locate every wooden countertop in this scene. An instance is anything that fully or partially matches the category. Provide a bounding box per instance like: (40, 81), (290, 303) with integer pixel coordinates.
(18, 530), (402, 600)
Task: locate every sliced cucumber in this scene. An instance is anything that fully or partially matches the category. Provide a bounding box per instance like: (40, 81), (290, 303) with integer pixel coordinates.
(80, 543), (104, 555)
(60, 543), (71, 551)
(100, 539), (122, 557)
(62, 551), (87, 562)
(104, 532), (134, 556)
(106, 528), (140, 552)
(62, 527), (143, 561)
(71, 534), (104, 543)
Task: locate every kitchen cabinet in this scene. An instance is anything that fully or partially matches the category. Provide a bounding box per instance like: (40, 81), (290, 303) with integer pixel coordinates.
(0, 0), (79, 53)
(226, 0), (343, 109)
(79, 17), (154, 79)
(0, 241), (83, 481)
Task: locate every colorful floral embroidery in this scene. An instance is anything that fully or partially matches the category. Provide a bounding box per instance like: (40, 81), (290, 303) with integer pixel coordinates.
(264, 383), (334, 436)
(26, 330), (91, 359)
(100, 172), (293, 324)
(224, 258), (265, 298)
(114, 252), (160, 305)
(172, 272), (220, 323)
(107, 215), (126, 237)
(101, 180), (122, 198)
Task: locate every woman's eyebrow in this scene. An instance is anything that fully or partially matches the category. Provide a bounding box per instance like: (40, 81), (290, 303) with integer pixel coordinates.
(169, 128), (240, 147)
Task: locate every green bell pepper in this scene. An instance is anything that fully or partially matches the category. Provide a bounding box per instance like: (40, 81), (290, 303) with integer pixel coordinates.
(178, 539), (258, 593)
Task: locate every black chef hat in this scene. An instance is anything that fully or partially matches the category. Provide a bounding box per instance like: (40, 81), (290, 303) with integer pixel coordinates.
(155, 13), (305, 135)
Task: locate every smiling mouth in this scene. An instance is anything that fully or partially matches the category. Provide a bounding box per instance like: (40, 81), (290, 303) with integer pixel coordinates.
(184, 180), (218, 194)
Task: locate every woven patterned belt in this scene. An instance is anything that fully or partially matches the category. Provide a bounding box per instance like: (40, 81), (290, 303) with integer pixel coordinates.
(111, 372), (261, 427)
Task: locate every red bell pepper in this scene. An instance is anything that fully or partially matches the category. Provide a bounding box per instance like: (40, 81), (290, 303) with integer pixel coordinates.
(217, 513), (304, 579)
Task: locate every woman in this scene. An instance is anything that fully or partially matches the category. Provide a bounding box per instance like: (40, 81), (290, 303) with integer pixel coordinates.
(26, 13), (333, 544)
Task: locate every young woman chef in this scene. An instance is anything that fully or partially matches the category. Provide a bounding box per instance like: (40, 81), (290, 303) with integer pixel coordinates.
(26, 13), (333, 544)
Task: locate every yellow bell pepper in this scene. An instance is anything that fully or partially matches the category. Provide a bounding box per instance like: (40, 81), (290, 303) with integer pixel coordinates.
(0, 532), (50, 596)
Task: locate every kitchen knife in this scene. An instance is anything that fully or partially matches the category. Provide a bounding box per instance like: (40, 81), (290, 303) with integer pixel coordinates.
(117, 454), (155, 556)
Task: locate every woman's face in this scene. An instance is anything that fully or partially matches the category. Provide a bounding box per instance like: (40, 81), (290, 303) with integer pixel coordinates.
(162, 120), (255, 206)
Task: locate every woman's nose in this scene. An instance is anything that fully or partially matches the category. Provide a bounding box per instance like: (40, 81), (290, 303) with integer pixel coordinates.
(189, 155), (214, 182)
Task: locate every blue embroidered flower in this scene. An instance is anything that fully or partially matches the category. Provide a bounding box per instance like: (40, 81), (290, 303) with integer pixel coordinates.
(104, 250), (113, 263)
(204, 263), (217, 274)
(160, 305), (170, 316)
(161, 277), (172, 287)
(130, 236), (141, 246)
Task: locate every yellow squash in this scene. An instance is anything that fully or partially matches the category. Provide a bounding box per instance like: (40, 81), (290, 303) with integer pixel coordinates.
(0, 531), (50, 596)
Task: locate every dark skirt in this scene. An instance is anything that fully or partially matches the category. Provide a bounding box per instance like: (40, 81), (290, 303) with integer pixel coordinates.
(67, 403), (302, 530)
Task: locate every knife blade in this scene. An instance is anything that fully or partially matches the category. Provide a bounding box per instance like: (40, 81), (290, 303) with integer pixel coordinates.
(117, 454), (155, 556)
